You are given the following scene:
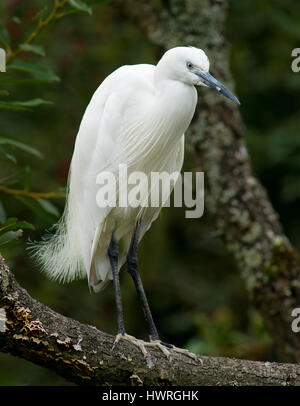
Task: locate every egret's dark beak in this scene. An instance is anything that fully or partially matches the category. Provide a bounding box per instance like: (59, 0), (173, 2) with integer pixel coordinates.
(194, 69), (240, 105)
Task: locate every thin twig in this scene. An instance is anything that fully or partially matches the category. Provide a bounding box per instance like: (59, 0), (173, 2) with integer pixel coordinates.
(0, 185), (65, 199)
(6, 0), (69, 63)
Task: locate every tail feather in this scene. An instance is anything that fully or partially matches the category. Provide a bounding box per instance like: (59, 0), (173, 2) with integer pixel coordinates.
(29, 209), (86, 283)
(29, 166), (87, 283)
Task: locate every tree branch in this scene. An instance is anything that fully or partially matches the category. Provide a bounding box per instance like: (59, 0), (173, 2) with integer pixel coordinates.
(1, 254), (300, 386)
(6, 0), (69, 63)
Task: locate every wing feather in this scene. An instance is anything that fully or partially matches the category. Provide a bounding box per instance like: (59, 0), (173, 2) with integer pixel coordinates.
(31, 64), (157, 284)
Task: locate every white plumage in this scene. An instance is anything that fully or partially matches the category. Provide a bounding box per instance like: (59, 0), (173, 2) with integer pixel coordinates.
(33, 46), (239, 293)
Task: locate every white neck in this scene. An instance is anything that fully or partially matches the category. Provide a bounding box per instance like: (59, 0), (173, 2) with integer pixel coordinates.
(153, 77), (197, 139)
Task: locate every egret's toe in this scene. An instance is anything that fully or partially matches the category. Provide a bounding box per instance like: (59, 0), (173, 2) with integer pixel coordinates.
(112, 333), (148, 358)
(146, 340), (172, 360)
(171, 346), (203, 364)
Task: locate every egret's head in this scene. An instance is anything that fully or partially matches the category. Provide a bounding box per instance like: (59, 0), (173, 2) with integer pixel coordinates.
(157, 46), (240, 105)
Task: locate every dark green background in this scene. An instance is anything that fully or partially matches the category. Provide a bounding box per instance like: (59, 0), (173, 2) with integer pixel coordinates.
(0, 0), (299, 384)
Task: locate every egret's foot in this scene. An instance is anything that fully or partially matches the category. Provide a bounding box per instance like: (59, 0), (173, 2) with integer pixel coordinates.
(146, 339), (172, 360)
(159, 341), (173, 349)
(171, 345), (203, 364)
(112, 334), (199, 363)
(112, 333), (148, 358)
(149, 339), (202, 364)
(112, 334), (172, 360)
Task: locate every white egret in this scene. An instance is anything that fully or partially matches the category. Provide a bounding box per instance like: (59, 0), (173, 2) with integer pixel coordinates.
(33, 46), (239, 350)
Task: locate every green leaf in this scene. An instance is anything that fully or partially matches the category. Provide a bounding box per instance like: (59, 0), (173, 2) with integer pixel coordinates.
(33, 6), (50, 21)
(0, 90), (9, 96)
(21, 166), (32, 190)
(0, 145), (17, 164)
(37, 198), (60, 218)
(88, 0), (111, 4)
(16, 196), (45, 218)
(1, 218), (17, 226)
(0, 137), (43, 159)
(20, 43), (45, 56)
(17, 196), (60, 220)
(0, 218), (36, 235)
(11, 16), (21, 24)
(0, 98), (53, 111)
(0, 172), (19, 186)
(0, 230), (23, 247)
(4, 152), (17, 164)
(0, 101), (30, 111)
(0, 76), (51, 85)
(7, 60), (60, 83)
(13, 220), (36, 231)
(16, 98), (52, 107)
(68, 0), (92, 15)
(0, 200), (6, 223)
(0, 22), (10, 46)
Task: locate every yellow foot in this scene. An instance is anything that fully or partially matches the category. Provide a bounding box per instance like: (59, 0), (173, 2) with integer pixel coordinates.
(112, 334), (201, 364)
(145, 340), (172, 360)
(112, 334), (172, 360)
(112, 333), (149, 358)
(170, 345), (203, 364)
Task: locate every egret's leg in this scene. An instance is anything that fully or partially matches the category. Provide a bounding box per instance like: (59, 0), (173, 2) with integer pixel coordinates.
(108, 234), (125, 336)
(110, 227), (200, 362)
(127, 220), (160, 342)
(108, 232), (169, 358)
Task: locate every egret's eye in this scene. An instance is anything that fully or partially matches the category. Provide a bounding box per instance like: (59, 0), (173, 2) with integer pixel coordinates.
(187, 62), (193, 69)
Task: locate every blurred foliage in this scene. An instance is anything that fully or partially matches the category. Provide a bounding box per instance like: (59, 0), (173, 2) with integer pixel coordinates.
(0, 0), (298, 385)
(228, 0), (300, 245)
(0, 0), (93, 249)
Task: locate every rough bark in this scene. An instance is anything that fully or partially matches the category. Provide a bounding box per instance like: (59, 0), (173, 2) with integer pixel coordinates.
(1, 255), (300, 386)
(117, 0), (300, 363)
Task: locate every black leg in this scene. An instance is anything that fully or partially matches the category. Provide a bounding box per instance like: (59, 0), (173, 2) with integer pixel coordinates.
(127, 220), (160, 341)
(108, 234), (125, 335)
